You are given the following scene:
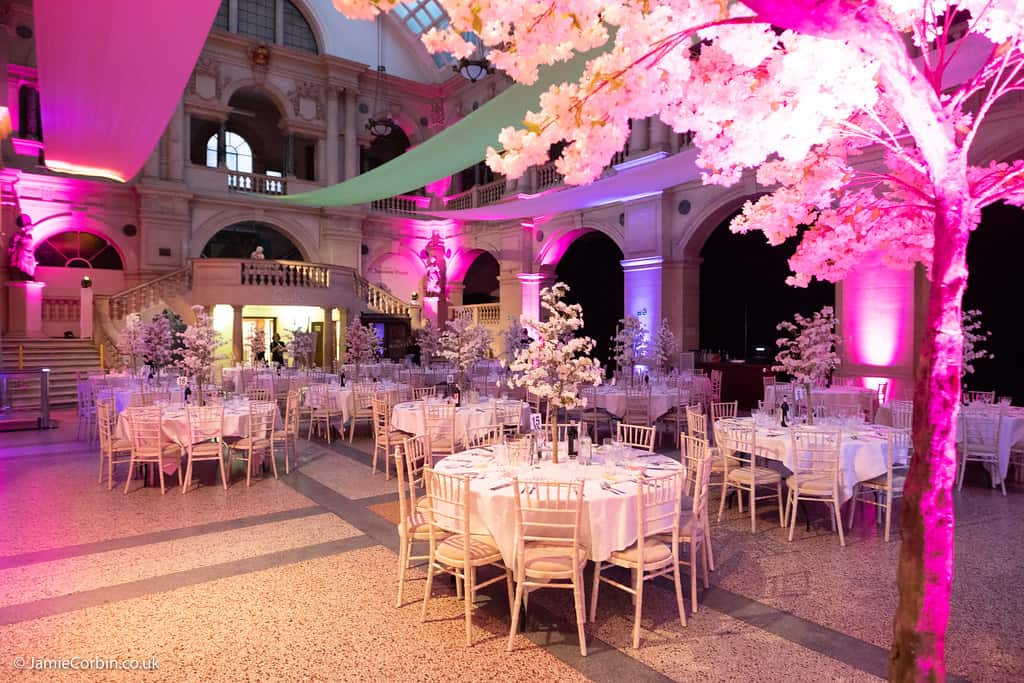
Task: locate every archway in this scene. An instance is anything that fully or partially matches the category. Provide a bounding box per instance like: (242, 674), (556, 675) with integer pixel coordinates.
(699, 208), (834, 360)
(964, 201), (1024, 399)
(201, 221), (303, 261)
(461, 251), (499, 304)
(555, 231), (624, 369)
(361, 125), (411, 174)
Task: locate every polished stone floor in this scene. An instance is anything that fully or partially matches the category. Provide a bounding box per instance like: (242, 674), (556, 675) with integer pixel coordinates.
(0, 411), (1021, 682)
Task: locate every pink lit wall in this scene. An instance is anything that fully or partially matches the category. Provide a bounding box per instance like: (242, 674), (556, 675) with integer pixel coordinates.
(518, 273), (545, 323)
(838, 251), (917, 400)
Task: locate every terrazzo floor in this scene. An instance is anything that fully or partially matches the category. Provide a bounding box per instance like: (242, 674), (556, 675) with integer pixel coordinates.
(0, 411), (1021, 681)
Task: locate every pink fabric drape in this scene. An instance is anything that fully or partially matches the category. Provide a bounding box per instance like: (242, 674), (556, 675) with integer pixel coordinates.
(34, 0), (220, 182)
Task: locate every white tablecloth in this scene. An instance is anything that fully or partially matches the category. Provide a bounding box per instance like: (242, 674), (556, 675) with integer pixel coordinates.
(114, 400), (284, 446)
(716, 416), (907, 501)
(303, 382), (410, 425)
(595, 387), (674, 419)
(434, 447), (683, 568)
(765, 385), (878, 418)
(876, 403), (1024, 482)
(391, 399), (527, 444)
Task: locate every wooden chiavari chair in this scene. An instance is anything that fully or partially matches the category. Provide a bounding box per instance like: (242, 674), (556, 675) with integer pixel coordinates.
(183, 404), (227, 493)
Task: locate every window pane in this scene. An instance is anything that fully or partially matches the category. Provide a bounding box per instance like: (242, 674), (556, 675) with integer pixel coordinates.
(214, 0), (229, 30)
(77, 232), (106, 259)
(34, 242), (66, 267)
(283, 1), (318, 53)
(238, 0), (275, 42)
(91, 247), (124, 270)
(206, 134), (218, 167)
(48, 231), (80, 258)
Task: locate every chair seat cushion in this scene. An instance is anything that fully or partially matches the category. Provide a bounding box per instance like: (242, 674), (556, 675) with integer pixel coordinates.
(111, 438), (132, 451)
(232, 437), (271, 450)
(436, 534), (502, 564)
(610, 538), (672, 565)
(404, 513), (449, 540)
(521, 542), (587, 576)
(861, 472), (906, 491)
(726, 466), (781, 485)
(189, 441), (223, 457)
(788, 474), (835, 495)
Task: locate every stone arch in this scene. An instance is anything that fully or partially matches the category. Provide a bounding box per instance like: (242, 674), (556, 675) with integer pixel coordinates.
(675, 184), (764, 260)
(221, 80), (291, 121)
(536, 221), (624, 269)
(447, 246), (500, 285)
(29, 213), (136, 272)
(191, 211), (317, 262)
(364, 247), (425, 300)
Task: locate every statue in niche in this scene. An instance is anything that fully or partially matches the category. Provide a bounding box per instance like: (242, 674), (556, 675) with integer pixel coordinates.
(7, 217), (37, 281)
(250, 245), (265, 260)
(420, 231), (450, 299)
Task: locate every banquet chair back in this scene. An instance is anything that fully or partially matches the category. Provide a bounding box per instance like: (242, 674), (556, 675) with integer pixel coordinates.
(494, 401), (523, 437)
(228, 400), (277, 487)
(672, 434), (714, 610)
(822, 404), (864, 420)
(306, 383), (336, 443)
(622, 387), (652, 426)
(787, 427), (844, 545)
(466, 424), (504, 448)
(762, 375), (777, 389)
(96, 398), (131, 490)
(348, 381), (377, 443)
(957, 406), (1004, 494)
(773, 382), (795, 406)
(709, 370), (723, 402)
(124, 407), (182, 495)
(371, 394), (404, 478)
(710, 401), (738, 423)
(590, 470), (686, 647)
(393, 435), (444, 607)
(273, 390), (301, 474)
(183, 405), (227, 493)
(246, 386), (272, 402)
(965, 390), (996, 405)
(507, 479), (588, 656)
(544, 421), (585, 445)
(413, 386), (437, 400)
(889, 400), (913, 429)
(616, 422), (656, 452)
(76, 380), (99, 442)
(686, 406), (708, 442)
(422, 401), (459, 456)
(421, 468), (512, 647)
(849, 425), (910, 541)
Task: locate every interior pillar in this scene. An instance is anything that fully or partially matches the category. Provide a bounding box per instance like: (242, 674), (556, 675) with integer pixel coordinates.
(232, 304), (244, 365)
(342, 88), (359, 180)
(326, 86), (340, 185)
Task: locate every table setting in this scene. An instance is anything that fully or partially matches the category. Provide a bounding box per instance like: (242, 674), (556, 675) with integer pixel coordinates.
(390, 396), (528, 443)
(433, 442), (684, 568)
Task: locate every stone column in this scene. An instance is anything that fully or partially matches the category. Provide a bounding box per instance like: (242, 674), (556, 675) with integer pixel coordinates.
(621, 256), (663, 342)
(628, 117), (649, 155)
(284, 133), (295, 177)
(232, 304), (244, 365)
(662, 257), (700, 353)
(168, 100), (185, 181)
(216, 123), (227, 168)
(447, 282), (465, 308)
(649, 118), (670, 152)
(79, 285), (94, 339)
(325, 86), (340, 185)
(343, 88), (359, 180)
(517, 270), (555, 324)
(322, 306), (334, 369)
(228, 0), (238, 31)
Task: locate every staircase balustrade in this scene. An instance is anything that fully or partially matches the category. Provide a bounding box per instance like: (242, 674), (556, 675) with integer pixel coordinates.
(108, 267), (192, 320)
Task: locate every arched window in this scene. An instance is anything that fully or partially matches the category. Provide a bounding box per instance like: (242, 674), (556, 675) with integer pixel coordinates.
(34, 231), (124, 270)
(206, 131), (254, 173)
(216, 0), (319, 54)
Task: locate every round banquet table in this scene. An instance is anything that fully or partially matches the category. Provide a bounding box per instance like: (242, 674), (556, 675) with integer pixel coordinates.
(114, 398), (284, 473)
(876, 402), (1024, 483)
(390, 398), (528, 444)
(764, 385), (878, 419)
(595, 386), (675, 418)
(433, 446), (684, 569)
(302, 381), (410, 426)
(715, 416), (907, 501)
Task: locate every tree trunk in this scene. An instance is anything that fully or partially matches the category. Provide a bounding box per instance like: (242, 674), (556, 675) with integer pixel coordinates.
(805, 384), (814, 425)
(889, 194), (970, 682)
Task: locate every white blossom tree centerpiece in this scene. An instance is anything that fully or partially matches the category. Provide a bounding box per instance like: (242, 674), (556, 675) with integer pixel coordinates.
(508, 283), (603, 463)
(961, 309), (993, 382)
(248, 326), (266, 366)
(440, 316), (493, 388)
(414, 319), (442, 367)
(179, 305), (224, 393)
(612, 315), (647, 384)
(142, 315), (177, 378)
(773, 307), (840, 425)
(651, 318), (680, 376)
(116, 313), (147, 376)
(344, 316), (379, 378)
(288, 328), (318, 369)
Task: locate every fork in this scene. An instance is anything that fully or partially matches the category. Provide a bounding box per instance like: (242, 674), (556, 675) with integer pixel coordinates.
(601, 481), (625, 495)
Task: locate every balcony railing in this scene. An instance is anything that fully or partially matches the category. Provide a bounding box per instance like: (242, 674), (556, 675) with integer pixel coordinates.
(42, 297), (81, 322)
(241, 260), (329, 288)
(227, 170), (287, 196)
(108, 266), (192, 320)
(450, 303), (501, 327)
(369, 195), (428, 216)
(354, 276), (417, 318)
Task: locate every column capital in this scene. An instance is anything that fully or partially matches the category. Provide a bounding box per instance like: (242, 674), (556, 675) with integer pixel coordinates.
(619, 256), (663, 272)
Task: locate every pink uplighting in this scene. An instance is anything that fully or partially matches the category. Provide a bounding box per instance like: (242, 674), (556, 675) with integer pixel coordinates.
(34, 0), (220, 182)
(841, 254), (913, 368)
(517, 273), (545, 322)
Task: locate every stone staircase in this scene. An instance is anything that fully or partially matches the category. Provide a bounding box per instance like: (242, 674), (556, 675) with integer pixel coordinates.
(1, 338), (101, 408)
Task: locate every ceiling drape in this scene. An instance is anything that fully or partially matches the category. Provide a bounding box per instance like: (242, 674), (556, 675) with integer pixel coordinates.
(35, 0), (220, 182)
(279, 46), (605, 207)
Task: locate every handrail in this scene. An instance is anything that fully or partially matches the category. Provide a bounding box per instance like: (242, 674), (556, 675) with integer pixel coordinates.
(108, 266), (192, 320)
(227, 170), (287, 195)
(240, 260), (329, 288)
(353, 275), (416, 318)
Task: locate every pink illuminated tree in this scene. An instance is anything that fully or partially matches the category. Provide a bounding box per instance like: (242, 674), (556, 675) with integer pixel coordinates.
(333, 1), (1024, 678)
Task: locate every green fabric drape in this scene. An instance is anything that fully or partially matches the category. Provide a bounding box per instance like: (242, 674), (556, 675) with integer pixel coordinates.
(278, 48), (602, 207)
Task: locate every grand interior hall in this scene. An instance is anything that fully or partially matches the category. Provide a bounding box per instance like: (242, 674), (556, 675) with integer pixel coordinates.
(1, 2), (1022, 681)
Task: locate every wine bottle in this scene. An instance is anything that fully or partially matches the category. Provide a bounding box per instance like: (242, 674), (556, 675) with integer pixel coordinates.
(568, 425), (577, 456)
(453, 383), (461, 407)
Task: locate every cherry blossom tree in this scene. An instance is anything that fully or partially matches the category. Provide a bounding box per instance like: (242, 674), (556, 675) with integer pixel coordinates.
(651, 318), (680, 375)
(179, 305), (223, 388)
(142, 315), (177, 375)
(612, 315), (647, 382)
(414, 319), (443, 366)
(439, 316), (493, 385)
(773, 306), (841, 422)
(333, 1), (1024, 677)
(960, 309), (993, 379)
(116, 313), (146, 374)
(344, 316), (379, 377)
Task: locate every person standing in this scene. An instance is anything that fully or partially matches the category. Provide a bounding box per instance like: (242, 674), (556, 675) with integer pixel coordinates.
(270, 333), (287, 367)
